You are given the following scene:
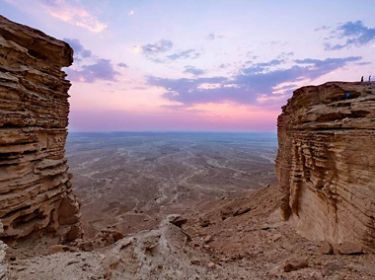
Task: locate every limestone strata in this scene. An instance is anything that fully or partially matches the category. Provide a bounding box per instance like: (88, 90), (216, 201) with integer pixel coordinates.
(276, 82), (375, 252)
(0, 16), (81, 239)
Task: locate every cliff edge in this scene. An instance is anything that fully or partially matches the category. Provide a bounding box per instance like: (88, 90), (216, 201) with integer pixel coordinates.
(0, 222), (6, 280)
(0, 15), (81, 240)
(276, 81), (375, 252)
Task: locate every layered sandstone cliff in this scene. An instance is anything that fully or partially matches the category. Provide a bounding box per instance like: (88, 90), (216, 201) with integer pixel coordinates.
(0, 16), (81, 240)
(276, 82), (375, 252)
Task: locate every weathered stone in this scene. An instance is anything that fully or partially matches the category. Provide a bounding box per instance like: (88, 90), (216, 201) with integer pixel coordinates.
(0, 15), (81, 240)
(203, 235), (213, 244)
(319, 241), (333, 255)
(0, 221), (7, 280)
(283, 258), (308, 272)
(94, 229), (124, 248)
(167, 214), (188, 228)
(336, 242), (363, 255)
(276, 82), (375, 252)
(64, 224), (83, 243)
(48, 244), (77, 254)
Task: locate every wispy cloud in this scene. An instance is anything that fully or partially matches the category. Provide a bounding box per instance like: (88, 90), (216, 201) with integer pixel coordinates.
(241, 59), (285, 74)
(141, 39), (200, 63)
(142, 39), (173, 56)
(140, 39), (174, 63)
(207, 33), (224, 40)
(43, 0), (106, 32)
(184, 66), (205, 76)
(148, 56), (361, 106)
(64, 39), (119, 83)
(64, 38), (92, 60)
(167, 49), (200, 60)
(6, 0), (107, 32)
(325, 20), (375, 50)
(67, 59), (119, 83)
(117, 63), (129, 68)
(314, 25), (329, 32)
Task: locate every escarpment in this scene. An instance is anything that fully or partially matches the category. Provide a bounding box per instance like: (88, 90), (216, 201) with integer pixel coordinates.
(0, 16), (81, 240)
(0, 222), (6, 280)
(276, 82), (375, 252)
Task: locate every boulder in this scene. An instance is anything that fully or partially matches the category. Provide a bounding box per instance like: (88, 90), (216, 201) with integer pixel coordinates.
(283, 258), (308, 272)
(336, 242), (363, 255)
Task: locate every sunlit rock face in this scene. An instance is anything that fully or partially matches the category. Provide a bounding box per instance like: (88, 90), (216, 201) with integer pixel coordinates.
(0, 16), (81, 240)
(276, 82), (375, 252)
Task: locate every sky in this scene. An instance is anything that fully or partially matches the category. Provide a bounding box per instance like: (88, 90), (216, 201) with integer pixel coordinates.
(1, 0), (375, 132)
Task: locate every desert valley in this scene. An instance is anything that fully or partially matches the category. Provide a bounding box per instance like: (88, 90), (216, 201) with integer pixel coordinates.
(0, 3), (375, 280)
(67, 132), (277, 236)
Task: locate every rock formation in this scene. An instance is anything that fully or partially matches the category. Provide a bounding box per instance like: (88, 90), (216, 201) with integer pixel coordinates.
(0, 16), (81, 240)
(0, 222), (6, 280)
(276, 82), (375, 252)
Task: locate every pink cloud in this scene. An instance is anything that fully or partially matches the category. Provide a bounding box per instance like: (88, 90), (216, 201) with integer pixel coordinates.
(6, 0), (107, 33)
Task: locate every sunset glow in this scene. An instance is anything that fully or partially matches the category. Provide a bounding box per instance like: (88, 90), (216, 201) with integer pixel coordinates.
(2, 0), (375, 131)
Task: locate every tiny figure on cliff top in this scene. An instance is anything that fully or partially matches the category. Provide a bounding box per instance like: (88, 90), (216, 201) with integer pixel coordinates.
(361, 76), (364, 82)
(369, 75), (372, 82)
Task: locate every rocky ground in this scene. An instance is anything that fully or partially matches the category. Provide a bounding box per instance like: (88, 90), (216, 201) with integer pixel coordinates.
(67, 132), (277, 238)
(4, 184), (375, 280)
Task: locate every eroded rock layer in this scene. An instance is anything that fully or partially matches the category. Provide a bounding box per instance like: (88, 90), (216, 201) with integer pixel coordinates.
(276, 82), (375, 252)
(0, 222), (6, 280)
(0, 16), (81, 239)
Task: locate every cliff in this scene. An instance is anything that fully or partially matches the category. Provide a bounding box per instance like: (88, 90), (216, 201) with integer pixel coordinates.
(0, 222), (6, 280)
(276, 82), (375, 252)
(0, 16), (81, 240)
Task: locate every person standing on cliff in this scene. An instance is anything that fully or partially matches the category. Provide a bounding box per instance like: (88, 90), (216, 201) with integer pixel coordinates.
(369, 75), (372, 82)
(361, 76), (364, 82)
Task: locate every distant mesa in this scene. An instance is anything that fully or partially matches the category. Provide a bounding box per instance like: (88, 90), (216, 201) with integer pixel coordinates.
(276, 81), (375, 252)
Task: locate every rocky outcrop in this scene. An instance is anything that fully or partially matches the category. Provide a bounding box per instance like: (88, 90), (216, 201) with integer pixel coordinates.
(8, 215), (253, 280)
(0, 16), (81, 240)
(276, 82), (375, 252)
(6, 184), (375, 279)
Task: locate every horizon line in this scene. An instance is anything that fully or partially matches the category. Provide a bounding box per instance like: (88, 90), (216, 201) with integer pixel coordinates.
(68, 130), (278, 134)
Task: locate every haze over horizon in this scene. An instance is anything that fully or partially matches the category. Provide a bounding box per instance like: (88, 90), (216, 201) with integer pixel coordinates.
(1, 0), (375, 132)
